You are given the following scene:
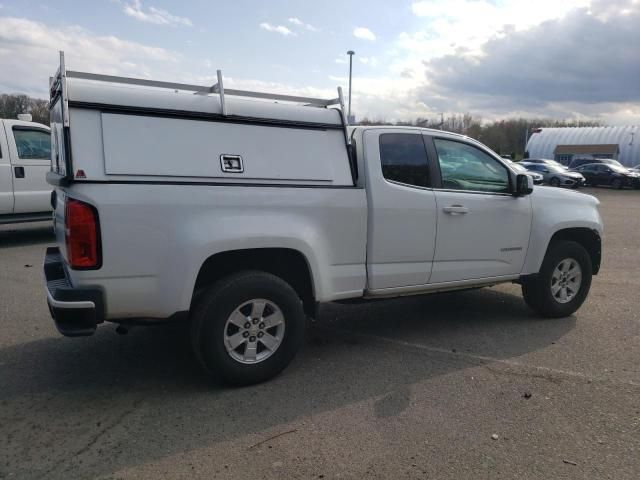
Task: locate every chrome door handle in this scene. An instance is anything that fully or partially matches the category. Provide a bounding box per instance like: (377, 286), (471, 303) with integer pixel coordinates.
(443, 205), (469, 215)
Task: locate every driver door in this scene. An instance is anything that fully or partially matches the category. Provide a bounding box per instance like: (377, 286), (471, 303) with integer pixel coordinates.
(426, 136), (533, 284)
(4, 123), (51, 214)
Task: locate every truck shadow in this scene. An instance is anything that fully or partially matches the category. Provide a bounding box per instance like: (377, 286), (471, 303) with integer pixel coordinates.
(0, 223), (54, 248)
(0, 287), (574, 478)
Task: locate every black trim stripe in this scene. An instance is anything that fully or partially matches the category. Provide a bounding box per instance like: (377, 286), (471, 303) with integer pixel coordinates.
(68, 101), (344, 131)
(72, 179), (359, 189)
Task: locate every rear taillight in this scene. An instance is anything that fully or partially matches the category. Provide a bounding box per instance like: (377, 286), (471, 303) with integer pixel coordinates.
(65, 198), (101, 269)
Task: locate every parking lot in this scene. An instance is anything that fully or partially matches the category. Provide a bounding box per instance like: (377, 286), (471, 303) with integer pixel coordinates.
(0, 187), (638, 479)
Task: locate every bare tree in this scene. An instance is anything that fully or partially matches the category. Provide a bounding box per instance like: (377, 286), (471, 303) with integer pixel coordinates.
(355, 113), (601, 160)
(0, 94), (49, 125)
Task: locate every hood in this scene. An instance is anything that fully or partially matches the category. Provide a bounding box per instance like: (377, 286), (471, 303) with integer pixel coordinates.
(531, 185), (599, 206)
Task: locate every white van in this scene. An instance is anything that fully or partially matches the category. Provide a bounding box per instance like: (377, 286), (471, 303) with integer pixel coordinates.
(0, 118), (52, 224)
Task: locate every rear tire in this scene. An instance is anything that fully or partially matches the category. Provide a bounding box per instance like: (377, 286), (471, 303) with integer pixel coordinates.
(190, 271), (306, 385)
(522, 240), (592, 318)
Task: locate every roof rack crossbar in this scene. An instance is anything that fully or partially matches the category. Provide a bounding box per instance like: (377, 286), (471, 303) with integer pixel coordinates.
(66, 69), (340, 107)
(66, 71), (210, 93)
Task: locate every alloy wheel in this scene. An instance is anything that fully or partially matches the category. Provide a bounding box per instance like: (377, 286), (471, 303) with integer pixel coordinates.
(223, 299), (285, 364)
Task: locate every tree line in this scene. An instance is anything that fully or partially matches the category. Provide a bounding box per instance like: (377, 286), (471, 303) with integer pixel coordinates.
(357, 114), (602, 159)
(0, 94), (49, 125)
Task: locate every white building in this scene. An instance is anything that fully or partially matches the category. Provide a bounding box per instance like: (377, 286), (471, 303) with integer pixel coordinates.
(526, 126), (639, 167)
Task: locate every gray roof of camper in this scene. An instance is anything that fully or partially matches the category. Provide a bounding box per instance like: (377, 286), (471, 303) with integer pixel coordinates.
(66, 76), (345, 127)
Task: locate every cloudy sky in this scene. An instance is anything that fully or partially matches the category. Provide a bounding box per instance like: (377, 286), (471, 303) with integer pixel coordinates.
(0, 0), (638, 124)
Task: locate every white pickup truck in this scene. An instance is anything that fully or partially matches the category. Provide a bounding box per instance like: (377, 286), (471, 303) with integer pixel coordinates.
(44, 54), (603, 385)
(0, 117), (52, 224)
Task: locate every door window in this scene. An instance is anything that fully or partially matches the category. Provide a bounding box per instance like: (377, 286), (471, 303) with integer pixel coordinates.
(434, 139), (510, 193)
(379, 133), (431, 188)
(12, 128), (51, 160)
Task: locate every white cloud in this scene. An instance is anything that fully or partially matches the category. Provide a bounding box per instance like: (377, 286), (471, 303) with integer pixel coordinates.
(359, 56), (379, 67)
(335, 57), (348, 64)
(408, 0), (590, 59)
(353, 27), (376, 41)
(259, 22), (295, 36)
(288, 17), (318, 31)
(0, 16), (179, 96)
(123, 0), (192, 27)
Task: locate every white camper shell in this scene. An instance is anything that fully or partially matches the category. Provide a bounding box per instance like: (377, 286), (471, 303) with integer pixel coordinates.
(49, 55), (354, 187)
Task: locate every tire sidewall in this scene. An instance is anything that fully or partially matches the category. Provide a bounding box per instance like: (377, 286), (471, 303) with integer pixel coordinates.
(536, 241), (593, 317)
(550, 177), (560, 187)
(194, 272), (305, 385)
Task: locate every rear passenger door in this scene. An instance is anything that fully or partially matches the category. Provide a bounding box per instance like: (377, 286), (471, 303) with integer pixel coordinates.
(3, 122), (51, 214)
(364, 129), (439, 290)
(426, 136), (532, 283)
(593, 164), (611, 185)
(578, 165), (597, 184)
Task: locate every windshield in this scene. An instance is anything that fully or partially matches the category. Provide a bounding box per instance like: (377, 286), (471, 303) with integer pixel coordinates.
(547, 164), (569, 173)
(609, 164), (631, 173)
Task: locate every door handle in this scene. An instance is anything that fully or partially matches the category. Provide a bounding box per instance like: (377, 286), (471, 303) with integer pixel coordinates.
(14, 167), (25, 178)
(443, 205), (469, 215)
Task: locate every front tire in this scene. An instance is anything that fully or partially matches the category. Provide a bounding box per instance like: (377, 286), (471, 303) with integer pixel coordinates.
(549, 177), (561, 187)
(191, 271), (306, 385)
(611, 178), (623, 189)
(522, 240), (592, 318)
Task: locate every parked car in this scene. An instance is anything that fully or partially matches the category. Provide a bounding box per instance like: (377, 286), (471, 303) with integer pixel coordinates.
(44, 54), (604, 385)
(520, 162), (585, 188)
(0, 117), (52, 224)
(631, 164), (640, 173)
(572, 163), (640, 189)
(521, 158), (568, 170)
(568, 157), (623, 170)
(509, 161), (543, 184)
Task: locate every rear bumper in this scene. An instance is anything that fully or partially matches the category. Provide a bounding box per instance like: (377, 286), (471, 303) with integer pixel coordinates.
(44, 247), (104, 336)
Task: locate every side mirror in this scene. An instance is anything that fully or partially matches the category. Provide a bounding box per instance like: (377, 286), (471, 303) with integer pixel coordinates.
(515, 174), (534, 196)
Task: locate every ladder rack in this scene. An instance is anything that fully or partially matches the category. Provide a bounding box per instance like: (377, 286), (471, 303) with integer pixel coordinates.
(64, 70), (342, 108)
(50, 51), (350, 132)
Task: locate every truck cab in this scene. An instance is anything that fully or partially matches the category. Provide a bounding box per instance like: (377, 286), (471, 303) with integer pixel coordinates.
(0, 118), (52, 224)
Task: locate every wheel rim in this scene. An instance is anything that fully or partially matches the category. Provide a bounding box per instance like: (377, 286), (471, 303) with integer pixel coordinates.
(550, 178), (559, 186)
(550, 258), (582, 304)
(224, 299), (285, 364)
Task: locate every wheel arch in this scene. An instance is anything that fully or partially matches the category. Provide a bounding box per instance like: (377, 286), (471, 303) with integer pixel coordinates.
(192, 248), (316, 315)
(547, 228), (601, 274)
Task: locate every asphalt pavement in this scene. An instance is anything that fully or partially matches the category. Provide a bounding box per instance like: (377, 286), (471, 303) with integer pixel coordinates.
(1, 187), (638, 479)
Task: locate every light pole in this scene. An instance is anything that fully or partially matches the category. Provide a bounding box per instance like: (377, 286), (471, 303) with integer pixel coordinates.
(347, 50), (355, 121)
